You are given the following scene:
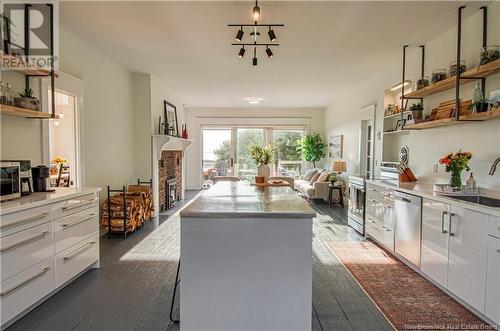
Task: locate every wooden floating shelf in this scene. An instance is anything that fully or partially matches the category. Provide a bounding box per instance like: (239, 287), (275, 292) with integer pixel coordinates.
(403, 58), (500, 99)
(0, 104), (59, 119)
(1, 52), (59, 78)
(404, 108), (500, 130)
(383, 130), (410, 135)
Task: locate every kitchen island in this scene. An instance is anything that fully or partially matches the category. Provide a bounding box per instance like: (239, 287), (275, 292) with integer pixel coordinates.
(179, 181), (315, 331)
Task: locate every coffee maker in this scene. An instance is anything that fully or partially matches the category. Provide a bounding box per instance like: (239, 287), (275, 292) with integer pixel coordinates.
(31, 165), (51, 192)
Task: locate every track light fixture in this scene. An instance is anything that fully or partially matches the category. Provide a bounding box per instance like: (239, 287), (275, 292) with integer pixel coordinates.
(228, 1), (284, 66)
(235, 27), (244, 42)
(253, 0), (261, 21)
(268, 27), (276, 42)
(238, 46), (246, 58)
(266, 46), (273, 58)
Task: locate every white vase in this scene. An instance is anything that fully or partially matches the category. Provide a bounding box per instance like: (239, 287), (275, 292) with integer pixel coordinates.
(257, 164), (271, 181)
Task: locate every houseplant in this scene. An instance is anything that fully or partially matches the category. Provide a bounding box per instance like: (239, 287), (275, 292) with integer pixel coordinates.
(409, 102), (424, 120)
(249, 144), (275, 180)
(14, 87), (40, 111)
(439, 150), (472, 189)
(296, 132), (326, 168)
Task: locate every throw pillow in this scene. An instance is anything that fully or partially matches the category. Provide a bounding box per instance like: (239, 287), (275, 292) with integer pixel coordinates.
(309, 170), (323, 185)
(316, 171), (329, 183)
(303, 168), (318, 181)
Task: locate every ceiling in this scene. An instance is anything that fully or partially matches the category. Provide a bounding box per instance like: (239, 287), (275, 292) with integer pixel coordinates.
(60, 1), (476, 108)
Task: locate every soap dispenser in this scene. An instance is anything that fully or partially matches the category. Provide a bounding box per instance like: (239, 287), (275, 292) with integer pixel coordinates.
(465, 173), (477, 194)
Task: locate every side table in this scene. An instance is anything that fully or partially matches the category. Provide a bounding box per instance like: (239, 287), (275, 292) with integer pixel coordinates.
(328, 184), (344, 208)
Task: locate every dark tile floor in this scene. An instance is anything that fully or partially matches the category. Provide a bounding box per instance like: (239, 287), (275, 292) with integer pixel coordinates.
(7, 192), (393, 331)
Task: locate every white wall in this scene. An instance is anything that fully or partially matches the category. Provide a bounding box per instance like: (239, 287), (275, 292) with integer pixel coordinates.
(133, 73), (152, 181)
(1, 27), (137, 196)
(324, 2), (500, 189)
(184, 107), (325, 189)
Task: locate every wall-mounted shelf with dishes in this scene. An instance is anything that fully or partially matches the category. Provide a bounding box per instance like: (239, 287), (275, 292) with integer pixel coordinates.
(0, 104), (60, 119)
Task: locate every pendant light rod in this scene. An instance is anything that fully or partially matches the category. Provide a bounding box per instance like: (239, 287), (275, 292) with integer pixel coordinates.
(228, 24), (284, 27)
(232, 43), (279, 46)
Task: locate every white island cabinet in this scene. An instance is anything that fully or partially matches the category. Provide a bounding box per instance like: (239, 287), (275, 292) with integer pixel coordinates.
(0, 188), (100, 329)
(486, 216), (500, 325)
(180, 182), (315, 331)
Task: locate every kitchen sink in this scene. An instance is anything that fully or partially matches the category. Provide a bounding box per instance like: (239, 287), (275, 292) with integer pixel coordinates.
(443, 195), (500, 208)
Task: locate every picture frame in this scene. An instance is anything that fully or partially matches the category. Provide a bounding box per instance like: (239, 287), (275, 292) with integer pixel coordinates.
(328, 134), (343, 159)
(164, 100), (179, 137)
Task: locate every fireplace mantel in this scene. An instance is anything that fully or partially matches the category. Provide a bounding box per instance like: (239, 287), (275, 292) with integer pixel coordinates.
(151, 135), (193, 216)
(151, 135), (193, 161)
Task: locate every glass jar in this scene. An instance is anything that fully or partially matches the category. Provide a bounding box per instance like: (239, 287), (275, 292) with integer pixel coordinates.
(431, 69), (447, 84)
(449, 60), (466, 77)
(416, 76), (430, 90)
(480, 45), (500, 65)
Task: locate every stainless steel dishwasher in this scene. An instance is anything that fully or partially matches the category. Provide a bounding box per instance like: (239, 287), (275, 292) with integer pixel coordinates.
(394, 191), (422, 267)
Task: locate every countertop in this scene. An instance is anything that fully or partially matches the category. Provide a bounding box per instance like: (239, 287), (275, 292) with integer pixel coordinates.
(366, 179), (500, 217)
(0, 187), (101, 215)
(181, 181), (316, 219)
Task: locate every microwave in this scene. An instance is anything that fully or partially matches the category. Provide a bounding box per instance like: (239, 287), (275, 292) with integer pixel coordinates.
(1, 162), (21, 201)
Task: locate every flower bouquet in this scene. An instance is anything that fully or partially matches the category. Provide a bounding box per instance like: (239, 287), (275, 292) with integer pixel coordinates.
(439, 150), (472, 189)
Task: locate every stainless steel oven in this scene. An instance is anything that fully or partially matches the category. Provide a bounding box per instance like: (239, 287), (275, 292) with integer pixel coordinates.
(1, 162), (21, 201)
(348, 175), (365, 235)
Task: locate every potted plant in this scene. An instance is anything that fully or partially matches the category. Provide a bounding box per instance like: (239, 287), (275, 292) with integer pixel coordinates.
(296, 132), (326, 168)
(409, 102), (424, 121)
(472, 82), (490, 113)
(14, 88), (40, 111)
(439, 150), (472, 189)
(249, 144), (276, 181)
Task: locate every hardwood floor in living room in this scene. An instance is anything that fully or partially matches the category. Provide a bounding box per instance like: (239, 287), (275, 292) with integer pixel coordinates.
(7, 192), (392, 331)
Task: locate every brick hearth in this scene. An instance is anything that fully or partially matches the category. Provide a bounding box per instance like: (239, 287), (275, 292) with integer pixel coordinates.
(158, 150), (183, 211)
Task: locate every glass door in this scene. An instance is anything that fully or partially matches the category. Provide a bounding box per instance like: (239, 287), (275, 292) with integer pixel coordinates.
(202, 129), (233, 187)
(235, 128), (264, 182)
(271, 129), (305, 178)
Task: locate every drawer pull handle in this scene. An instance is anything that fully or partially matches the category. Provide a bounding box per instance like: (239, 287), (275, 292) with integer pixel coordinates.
(63, 200), (96, 212)
(383, 204), (392, 209)
(62, 214), (96, 230)
(368, 188), (377, 192)
(0, 267), (50, 297)
(368, 198), (378, 203)
(0, 231), (50, 253)
(0, 213), (48, 230)
(63, 241), (96, 262)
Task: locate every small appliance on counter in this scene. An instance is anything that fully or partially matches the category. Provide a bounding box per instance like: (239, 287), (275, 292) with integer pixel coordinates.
(31, 165), (54, 192)
(3, 160), (32, 196)
(0, 162), (21, 201)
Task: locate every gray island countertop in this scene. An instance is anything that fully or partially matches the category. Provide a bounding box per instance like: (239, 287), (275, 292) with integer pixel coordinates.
(181, 181), (316, 218)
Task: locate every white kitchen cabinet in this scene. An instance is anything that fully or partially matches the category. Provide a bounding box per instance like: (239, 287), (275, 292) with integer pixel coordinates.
(365, 183), (394, 252)
(448, 206), (489, 313)
(489, 215), (500, 239)
(485, 235), (500, 325)
(421, 198), (451, 288)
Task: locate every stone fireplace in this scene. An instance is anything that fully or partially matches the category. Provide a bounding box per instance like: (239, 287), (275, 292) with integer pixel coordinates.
(158, 150), (182, 211)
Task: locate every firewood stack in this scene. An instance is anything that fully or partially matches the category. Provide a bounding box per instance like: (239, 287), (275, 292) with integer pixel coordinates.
(100, 184), (154, 234)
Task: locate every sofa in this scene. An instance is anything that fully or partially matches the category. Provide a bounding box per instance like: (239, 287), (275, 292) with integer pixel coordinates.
(294, 168), (334, 201)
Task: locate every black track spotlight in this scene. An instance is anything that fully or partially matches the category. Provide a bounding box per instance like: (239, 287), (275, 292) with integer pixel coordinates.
(253, 48), (258, 66)
(268, 28), (276, 42)
(253, 1), (261, 21)
(238, 46), (245, 58)
(235, 28), (244, 42)
(266, 46), (273, 58)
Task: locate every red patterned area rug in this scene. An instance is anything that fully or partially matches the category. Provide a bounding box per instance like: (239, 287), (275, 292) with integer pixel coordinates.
(326, 241), (495, 331)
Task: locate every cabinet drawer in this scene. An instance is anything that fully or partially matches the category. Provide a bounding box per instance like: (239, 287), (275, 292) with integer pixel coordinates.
(486, 235), (500, 325)
(1, 257), (55, 325)
(489, 216), (500, 239)
(57, 194), (99, 219)
(55, 233), (99, 288)
(1, 222), (54, 281)
(0, 204), (54, 238)
(55, 207), (98, 253)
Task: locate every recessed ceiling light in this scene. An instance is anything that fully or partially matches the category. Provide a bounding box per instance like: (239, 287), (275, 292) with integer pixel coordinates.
(245, 97), (264, 104)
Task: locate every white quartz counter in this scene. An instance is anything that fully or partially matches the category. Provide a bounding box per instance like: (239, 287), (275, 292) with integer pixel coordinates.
(0, 187), (101, 216)
(366, 179), (500, 217)
(181, 181), (315, 218)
